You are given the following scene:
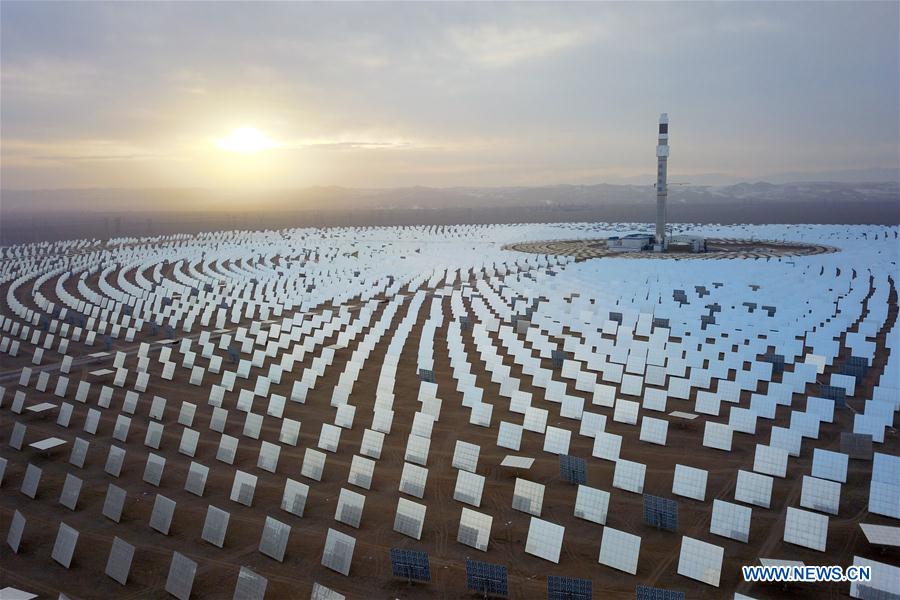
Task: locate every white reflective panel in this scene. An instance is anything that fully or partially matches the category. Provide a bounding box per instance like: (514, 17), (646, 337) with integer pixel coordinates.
(405, 434), (431, 466)
(811, 448), (849, 483)
(149, 494), (176, 535)
(311, 582), (346, 600)
(542, 426), (571, 455)
(784, 507), (829, 552)
(230, 470), (258, 506)
(267, 394), (286, 419)
(695, 391), (721, 416)
(457, 507), (493, 552)
(735, 470), (774, 509)
(769, 426), (803, 457)
(452, 441), (480, 473)
(753, 444), (789, 478)
(371, 407), (395, 435)
(496, 422), (523, 451)
(69, 437), (89, 469)
(598, 527), (640, 575)
(728, 407), (757, 434)
(523, 406), (548, 433)
(179, 428), (200, 457)
(143, 453), (166, 487)
(104, 446), (126, 478)
(512, 478), (545, 516)
(620, 374), (643, 397)
(279, 418), (301, 446)
(500, 455), (535, 470)
(749, 393), (777, 420)
(800, 476), (841, 515)
(592, 432), (622, 461)
(677, 536), (723, 587)
(184, 461), (209, 497)
(613, 398), (640, 425)
(105, 536), (135, 585)
(639, 416), (668, 446)
(574, 485), (609, 525)
(469, 402), (493, 427)
(850, 556), (900, 600)
(806, 396), (834, 423)
(613, 459), (646, 494)
(393, 497), (427, 540)
(201, 505), (230, 548)
(216, 434), (239, 465)
(454, 470), (486, 507)
(257, 441), (281, 473)
(410, 412), (434, 438)
(302, 448), (327, 482)
(7, 509), (26, 553)
(348, 455), (376, 490)
(102, 484), (127, 522)
(702, 422), (733, 451)
(790, 410), (820, 439)
(672, 464), (708, 502)
(360, 429), (385, 460)
(234, 566), (268, 600)
(242, 412), (264, 440)
(281, 479), (310, 517)
(525, 517), (565, 563)
(560, 395), (584, 420)
(667, 377), (691, 400)
(177, 402), (196, 427)
(592, 383), (616, 407)
(51, 523), (79, 568)
(859, 523), (900, 547)
(399, 462), (429, 499)
(318, 423), (342, 453)
(710, 499), (752, 543)
(579, 412), (606, 438)
(830, 373), (856, 397)
(322, 528), (356, 576)
(759, 557), (804, 568)
(335, 488), (366, 529)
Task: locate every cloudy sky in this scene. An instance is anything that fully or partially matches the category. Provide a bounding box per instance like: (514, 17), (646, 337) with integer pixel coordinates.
(2, 1), (898, 190)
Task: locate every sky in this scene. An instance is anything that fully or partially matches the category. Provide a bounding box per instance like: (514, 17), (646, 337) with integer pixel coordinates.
(1, 1), (898, 190)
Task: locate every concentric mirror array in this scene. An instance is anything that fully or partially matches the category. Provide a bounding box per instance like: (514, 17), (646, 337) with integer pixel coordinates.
(0, 223), (897, 598)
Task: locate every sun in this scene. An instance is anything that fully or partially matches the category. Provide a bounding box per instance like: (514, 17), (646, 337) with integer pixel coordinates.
(216, 127), (278, 154)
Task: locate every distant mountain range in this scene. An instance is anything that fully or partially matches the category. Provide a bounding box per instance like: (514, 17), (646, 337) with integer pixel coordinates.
(2, 181), (898, 213)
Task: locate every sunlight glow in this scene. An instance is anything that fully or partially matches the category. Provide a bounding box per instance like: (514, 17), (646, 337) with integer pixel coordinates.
(216, 127), (278, 154)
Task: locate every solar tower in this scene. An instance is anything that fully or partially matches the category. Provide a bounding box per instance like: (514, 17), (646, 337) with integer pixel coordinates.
(655, 112), (670, 249)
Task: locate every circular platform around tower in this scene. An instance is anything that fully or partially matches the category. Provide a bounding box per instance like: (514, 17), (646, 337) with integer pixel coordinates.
(503, 238), (839, 260)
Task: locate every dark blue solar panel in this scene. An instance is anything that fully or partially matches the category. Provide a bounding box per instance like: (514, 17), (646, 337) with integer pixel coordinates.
(547, 575), (592, 600)
(642, 494), (678, 532)
(559, 455), (587, 485)
(551, 350), (565, 368)
(841, 363), (867, 380)
(418, 369), (436, 383)
(818, 385), (846, 408)
(635, 585), (685, 600)
(390, 548), (431, 583)
(466, 558), (508, 597)
(840, 432), (873, 460)
(845, 356), (868, 368)
(761, 353), (786, 374)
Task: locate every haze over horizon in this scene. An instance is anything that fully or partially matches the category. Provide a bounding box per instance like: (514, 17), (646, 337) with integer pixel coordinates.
(2, 1), (898, 197)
